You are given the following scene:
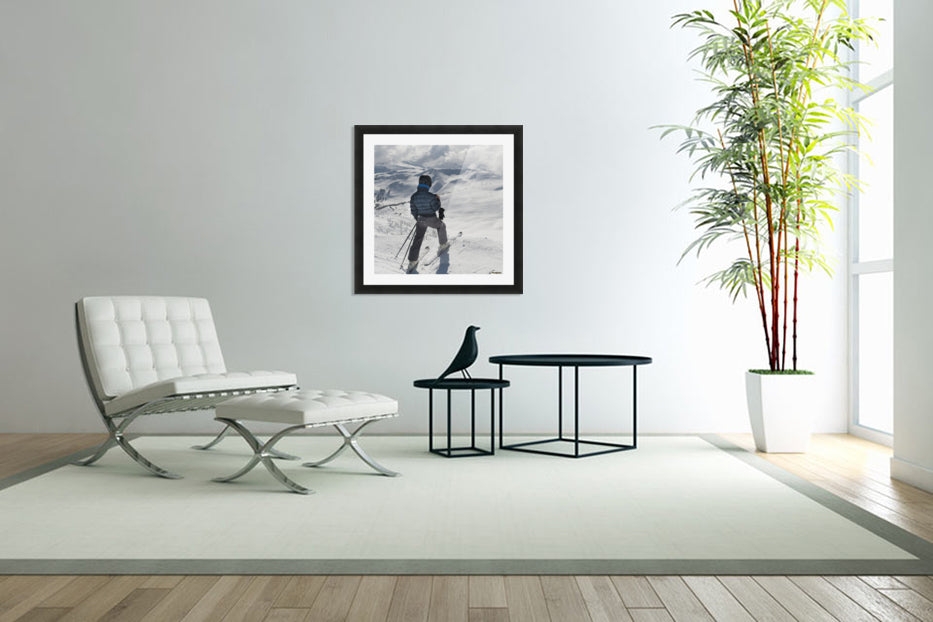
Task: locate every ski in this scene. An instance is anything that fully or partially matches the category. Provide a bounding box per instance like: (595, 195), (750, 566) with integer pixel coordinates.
(403, 246), (431, 273)
(424, 232), (463, 267)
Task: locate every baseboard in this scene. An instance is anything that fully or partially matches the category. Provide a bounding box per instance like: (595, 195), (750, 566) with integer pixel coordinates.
(891, 456), (933, 493)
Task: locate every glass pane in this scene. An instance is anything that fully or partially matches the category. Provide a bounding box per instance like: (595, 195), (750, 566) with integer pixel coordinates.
(857, 271), (893, 434)
(857, 84), (893, 261)
(857, 0), (893, 83)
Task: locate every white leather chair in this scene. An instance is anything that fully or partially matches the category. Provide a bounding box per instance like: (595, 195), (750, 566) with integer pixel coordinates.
(75, 296), (298, 478)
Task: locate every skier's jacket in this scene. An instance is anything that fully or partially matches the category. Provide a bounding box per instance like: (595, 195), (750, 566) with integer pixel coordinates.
(410, 188), (441, 218)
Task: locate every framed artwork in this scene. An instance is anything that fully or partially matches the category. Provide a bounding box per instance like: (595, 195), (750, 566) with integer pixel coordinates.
(354, 125), (523, 294)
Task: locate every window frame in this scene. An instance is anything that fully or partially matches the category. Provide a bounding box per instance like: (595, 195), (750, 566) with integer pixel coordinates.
(848, 0), (894, 444)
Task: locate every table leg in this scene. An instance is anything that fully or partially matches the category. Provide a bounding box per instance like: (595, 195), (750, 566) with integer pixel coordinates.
(471, 389), (476, 449)
(558, 366), (563, 440)
(490, 388), (496, 455)
(447, 389), (452, 458)
(574, 366), (580, 457)
(428, 388), (434, 452)
(498, 364), (504, 448)
(633, 365), (638, 449)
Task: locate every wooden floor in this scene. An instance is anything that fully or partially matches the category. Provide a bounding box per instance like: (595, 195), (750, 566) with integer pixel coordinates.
(1, 433), (933, 621)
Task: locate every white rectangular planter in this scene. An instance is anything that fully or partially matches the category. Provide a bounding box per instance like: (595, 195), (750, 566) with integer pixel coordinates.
(745, 371), (815, 453)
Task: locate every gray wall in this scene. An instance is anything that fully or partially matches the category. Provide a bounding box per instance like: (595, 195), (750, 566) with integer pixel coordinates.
(0, 0), (849, 434)
(892, 1), (933, 492)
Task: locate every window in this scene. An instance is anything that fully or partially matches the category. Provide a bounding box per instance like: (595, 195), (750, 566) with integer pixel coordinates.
(850, 0), (894, 440)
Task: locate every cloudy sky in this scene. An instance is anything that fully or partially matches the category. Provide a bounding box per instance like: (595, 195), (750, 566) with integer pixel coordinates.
(374, 144), (502, 175)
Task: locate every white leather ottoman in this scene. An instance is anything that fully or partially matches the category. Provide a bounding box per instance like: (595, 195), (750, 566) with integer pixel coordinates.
(211, 389), (400, 494)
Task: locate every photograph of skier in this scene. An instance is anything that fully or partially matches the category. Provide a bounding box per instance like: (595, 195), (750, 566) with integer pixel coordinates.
(355, 125), (522, 294)
(371, 143), (504, 276)
(406, 174), (448, 273)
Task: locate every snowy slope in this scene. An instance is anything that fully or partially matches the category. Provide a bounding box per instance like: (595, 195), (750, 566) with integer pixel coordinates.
(372, 145), (504, 275)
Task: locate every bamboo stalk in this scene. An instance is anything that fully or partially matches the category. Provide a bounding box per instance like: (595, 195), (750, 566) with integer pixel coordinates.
(732, 0), (781, 369)
(781, 219), (789, 370)
(793, 199), (802, 370)
(751, 185), (771, 360)
(720, 129), (771, 362)
(767, 21), (792, 372)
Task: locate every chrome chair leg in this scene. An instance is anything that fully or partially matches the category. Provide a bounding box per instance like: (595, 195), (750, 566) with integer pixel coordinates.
(301, 436), (350, 467)
(303, 420), (399, 477)
(192, 422), (300, 460)
(72, 410), (182, 479)
(72, 437), (117, 466)
(191, 425), (231, 450)
(115, 435), (183, 479)
(212, 418), (313, 494)
(267, 447), (301, 460)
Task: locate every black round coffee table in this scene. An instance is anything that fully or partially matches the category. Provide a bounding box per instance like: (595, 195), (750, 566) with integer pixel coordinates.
(488, 354), (652, 458)
(414, 377), (510, 458)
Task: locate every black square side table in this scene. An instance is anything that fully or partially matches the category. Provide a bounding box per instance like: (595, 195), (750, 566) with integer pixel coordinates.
(488, 354), (652, 458)
(414, 378), (510, 457)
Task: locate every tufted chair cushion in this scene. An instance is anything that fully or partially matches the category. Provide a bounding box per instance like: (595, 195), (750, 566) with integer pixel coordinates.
(78, 296), (230, 401)
(101, 369), (299, 415)
(216, 389), (398, 426)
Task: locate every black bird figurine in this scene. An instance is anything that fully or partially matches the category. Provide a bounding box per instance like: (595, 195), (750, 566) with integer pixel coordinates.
(436, 326), (481, 382)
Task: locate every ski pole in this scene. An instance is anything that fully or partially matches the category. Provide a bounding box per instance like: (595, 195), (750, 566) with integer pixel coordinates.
(399, 231), (417, 269)
(394, 223), (417, 259)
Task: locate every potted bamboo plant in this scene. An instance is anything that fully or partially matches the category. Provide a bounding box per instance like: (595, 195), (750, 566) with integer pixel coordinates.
(659, 0), (875, 452)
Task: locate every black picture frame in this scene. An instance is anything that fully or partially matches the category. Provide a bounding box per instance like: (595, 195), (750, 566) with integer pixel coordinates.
(354, 125), (523, 294)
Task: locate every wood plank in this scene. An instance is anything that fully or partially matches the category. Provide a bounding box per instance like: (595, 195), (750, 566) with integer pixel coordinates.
(861, 576), (908, 590)
(753, 576), (836, 622)
(141, 576), (185, 589)
(682, 577), (753, 622)
(645, 577), (713, 622)
(39, 576), (112, 608)
(825, 576), (919, 621)
(386, 576), (431, 622)
(274, 576), (327, 608)
(346, 576), (397, 622)
(628, 610), (675, 622)
(181, 576), (254, 622)
(0, 434), (106, 479)
(428, 576), (469, 622)
(806, 452), (926, 505)
(788, 576), (877, 622)
(307, 576), (362, 622)
(59, 576), (147, 622)
(98, 588), (170, 622)
(10, 608), (70, 622)
(540, 575), (591, 622)
(468, 577), (507, 609)
(262, 609), (309, 622)
(879, 589), (933, 621)
(0, 577), (56, 609)
(503, 577), (549, 622)
(140, 576), (220, 622)
(466, 609), (509, 622)
(717, 576), (795, 622)
(896, 577), (933, 602)
(611, 577), (663, 609)
(575, 576), (632, 622)
(0, 577), (74, 622)
(221, 577), (289, 622)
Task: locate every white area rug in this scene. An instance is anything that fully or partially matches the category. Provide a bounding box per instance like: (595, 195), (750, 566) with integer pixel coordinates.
(1, 435), (931, 574)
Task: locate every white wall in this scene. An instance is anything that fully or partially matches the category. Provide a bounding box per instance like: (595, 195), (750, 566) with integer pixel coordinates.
(891, 1), (933, 492)
(0, 0), (849, 435)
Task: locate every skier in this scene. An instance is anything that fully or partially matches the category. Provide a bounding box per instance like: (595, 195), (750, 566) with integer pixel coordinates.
(407, 174), (449, 272)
